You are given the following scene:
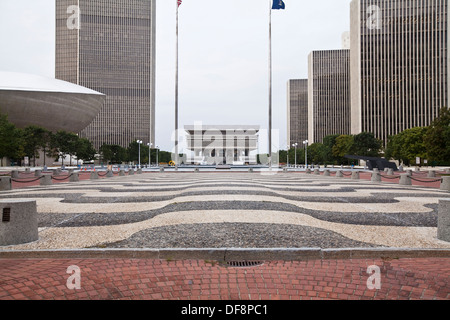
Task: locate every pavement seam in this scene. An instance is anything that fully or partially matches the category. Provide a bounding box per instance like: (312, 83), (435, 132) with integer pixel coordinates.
(0, 248), (449, 260)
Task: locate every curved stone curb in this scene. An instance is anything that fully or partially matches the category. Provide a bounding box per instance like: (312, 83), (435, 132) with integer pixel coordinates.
(0, 248), (449, 261)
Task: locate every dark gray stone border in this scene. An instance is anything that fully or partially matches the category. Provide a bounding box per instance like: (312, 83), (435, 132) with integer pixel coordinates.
(0, 248), (449, 261)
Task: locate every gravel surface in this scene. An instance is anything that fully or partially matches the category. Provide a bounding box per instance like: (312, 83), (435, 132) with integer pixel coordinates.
(98, 223), (381, 249)
(39, 200), (438, 228)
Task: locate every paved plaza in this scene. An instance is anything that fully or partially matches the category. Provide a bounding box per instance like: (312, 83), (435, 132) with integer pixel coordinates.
(1, 171), (450, 250)
(0, 171), (449, 300)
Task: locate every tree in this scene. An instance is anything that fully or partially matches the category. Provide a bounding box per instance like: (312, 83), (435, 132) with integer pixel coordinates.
(385, 127), (428, 166)
(425, 106), (450, 162)
(322, 134), (341, 164)
(350, 132), (382, 157)
(22, 126), (51, 167)
(307, 143), (327, 164)
(0, 113), (24, 165)
(332, 135), (354, 161)
(52, 131), (80, 166)
(100, 144), (127, 164)
(74, 138), (97, 164)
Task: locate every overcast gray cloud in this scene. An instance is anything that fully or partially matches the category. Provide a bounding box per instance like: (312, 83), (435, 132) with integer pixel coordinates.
(0, 0), (351, 152)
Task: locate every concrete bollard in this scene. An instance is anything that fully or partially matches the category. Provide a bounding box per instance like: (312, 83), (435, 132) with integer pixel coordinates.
(160, 167), (165, 172)
(90, 171), (99, 180)
(441, 177), (450, 192)
(119, 170), (125, 177)
(107, 170), (114, 178)
(40, 175), (53, 186)
(351, 171), (360, 180)
(373, 168), (379, 173)
(128, 170), (135, 176)
(445, 168), (450, 174)
(384, 168), (389, 173)
(336, 170), (343, 178)
(427, 171), (436, 178)
(371, 172), (381, 182)
(438, 199), (450, 242)
(314, 169), (320, 175)
(137, 169), (143, 175)
(305, 168), (312, 174)
(34, 170), (42, 177)
(406, 170), (413, 176)
(69, 172), (79, 182)
(25, 168), (31, 173)
(324, 170), (330, 176)
(0, 177), (12, 191)
(195, 168), (200, 173)
(387, 168), (394, 175)
(399, 174), (412, 186)
(11, 171), (19, 179)
(0, 199), (38, 246)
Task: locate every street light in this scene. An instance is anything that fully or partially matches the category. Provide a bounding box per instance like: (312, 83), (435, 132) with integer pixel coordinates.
(156, 145), (160, 168)
(292, 143), (298, 168)
(137, 140), (143, 167)
(287, 145), (290, 168)
(303, 140), (309, 168)
(147, 143), (152, 167)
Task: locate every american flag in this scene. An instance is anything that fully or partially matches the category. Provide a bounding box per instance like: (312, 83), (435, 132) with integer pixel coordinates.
(178, 0), (182, 7)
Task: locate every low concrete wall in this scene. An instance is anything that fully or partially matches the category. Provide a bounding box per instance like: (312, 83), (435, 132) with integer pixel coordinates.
(0, 177), (11, 191)
(438, 199), (450, 242)
(0, 199), (38, 246)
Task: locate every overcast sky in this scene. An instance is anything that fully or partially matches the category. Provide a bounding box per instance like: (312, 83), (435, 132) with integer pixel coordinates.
(0, 0), (351, 152)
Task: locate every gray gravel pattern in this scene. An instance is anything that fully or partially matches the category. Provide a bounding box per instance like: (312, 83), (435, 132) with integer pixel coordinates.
(39, 200), (438, 228)
(97, 223), (381, 249)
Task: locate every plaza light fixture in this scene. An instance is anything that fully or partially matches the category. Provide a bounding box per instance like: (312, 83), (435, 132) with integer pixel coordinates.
(156, 145), (160, 167)
(137, 140), (143, 167)
(287, 145), (290, 168)
(147, 142), (153, 167)
(303, 140), (309, 168)
(292, 143), (298, 168)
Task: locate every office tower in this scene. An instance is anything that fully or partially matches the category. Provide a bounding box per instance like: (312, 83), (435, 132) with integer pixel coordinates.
(308, 50), (351, 144)
(56, 0), (156, 149)
(287, 79), (308, 147)
(350, 0), (449, 143)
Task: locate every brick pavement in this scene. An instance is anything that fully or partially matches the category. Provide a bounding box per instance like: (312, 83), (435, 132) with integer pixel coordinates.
(0, 257), (448, 301)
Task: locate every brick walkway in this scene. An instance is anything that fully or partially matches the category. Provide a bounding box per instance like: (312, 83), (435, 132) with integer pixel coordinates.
(0, 258), (448, 301)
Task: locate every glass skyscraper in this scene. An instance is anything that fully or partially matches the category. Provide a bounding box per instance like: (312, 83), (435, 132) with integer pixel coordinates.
(56, 0), (156, 149)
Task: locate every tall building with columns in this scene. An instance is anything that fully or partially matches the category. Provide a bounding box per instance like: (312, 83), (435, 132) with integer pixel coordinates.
(308, 49), (351, 144)
(287, 79), (308, 147)
(55, 0), (156, 149)
(350, 0), (449, 143)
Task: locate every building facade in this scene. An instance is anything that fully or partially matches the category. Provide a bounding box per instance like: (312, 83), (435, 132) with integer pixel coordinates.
(56, 0), (156, 149)
(184, 125), (260, 165)
(287, 79), (308, 148)
(308, 49), (351, 144)
(350, 0), (449, 143)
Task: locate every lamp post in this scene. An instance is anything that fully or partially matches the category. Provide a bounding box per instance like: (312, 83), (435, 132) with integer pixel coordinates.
(303, 140), (309, 168)
(147, 143), (152, 167)
(156, 145), (160, 168)
(137, 140), (143, 168)
(287, 145), (290, 168)
(292, 143), (298, 168)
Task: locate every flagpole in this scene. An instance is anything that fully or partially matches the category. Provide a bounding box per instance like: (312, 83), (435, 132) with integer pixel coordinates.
(175, 0), (179, 170)
(268, 0), (272, 169)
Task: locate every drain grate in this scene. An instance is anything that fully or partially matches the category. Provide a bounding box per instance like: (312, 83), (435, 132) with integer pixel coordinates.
(226, 261), (264, 268)
(2, 208), (11, 223)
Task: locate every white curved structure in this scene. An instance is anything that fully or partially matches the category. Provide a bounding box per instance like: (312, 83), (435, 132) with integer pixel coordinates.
(0, 71), (105, 132)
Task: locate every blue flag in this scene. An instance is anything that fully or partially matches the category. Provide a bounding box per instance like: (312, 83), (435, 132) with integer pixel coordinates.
(272, 0), (285, 10)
